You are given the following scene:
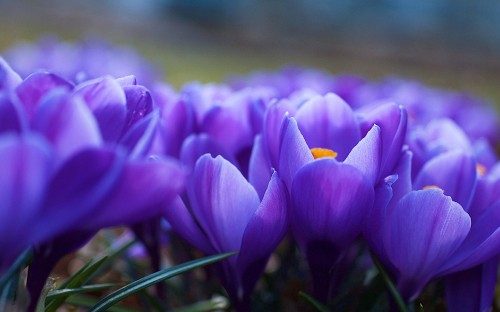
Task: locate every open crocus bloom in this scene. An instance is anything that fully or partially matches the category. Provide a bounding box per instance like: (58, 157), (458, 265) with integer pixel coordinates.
(276, 115), (377, 301)
(249, 93), (406, 197)
(246, 93), (407, 302)
(366, 143), (500, 310)
(164, 154), (288, 311)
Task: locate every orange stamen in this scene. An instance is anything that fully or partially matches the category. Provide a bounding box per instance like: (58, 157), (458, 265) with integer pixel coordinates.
(422, 185), (442, 191)
(476, 164), (487, 177)
(310, 148), (338, 159)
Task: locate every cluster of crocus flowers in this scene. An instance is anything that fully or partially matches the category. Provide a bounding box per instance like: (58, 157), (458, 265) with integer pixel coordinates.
(0, 56), (185, 309)
(1, 39), (499, 311)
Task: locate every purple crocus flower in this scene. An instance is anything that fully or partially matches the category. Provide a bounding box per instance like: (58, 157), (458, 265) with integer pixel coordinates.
(164, 154), (288, 311)
(366, 141), (499, 309)
(276, 115), (376, 301)
(249, 93), (406, 196)
(248, 92), (407, 302)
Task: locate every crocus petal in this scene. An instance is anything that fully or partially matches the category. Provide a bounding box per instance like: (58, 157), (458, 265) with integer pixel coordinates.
(263, 99), (296, 168)
(86, 157), (186, 230)
(163, 196), (214, 255)
(278, 116), (313, 190)
(295, 93), (361, 160)
(237, 171), (288, 295)
(414, 150), (477, 212)
(116, 75), (137, 86)
(0, 57), (22, 90)
(15, 72), (73, 119)
(469, 166), (500, 219)
(291, 158), (374, 250)
(408, 118), (472, 174)
(93, 103), (127, 142)
(72, 76), (126, 111)
(439, 201), (500, 274)
(180, 134), (237, 171)
(156, 91), (195, 157)
(123, 85), (153, 132)
(119, 111), (158, 158)
(357, 102), (407, 178)
(0, 134), (52, 269)
(291, 158), (374, 302)
(363, 177), (393, 261)
(383, 189), (471, 300)
(445, 258), (499, 312)
(33, 90), (101, 161)
(473, 139), (497, 170)
(344, 124), (382, 185)
(389, 149), (413, 207)
(422, 118), (472, 153)
(0, 94), (25, 134)
(40, 147), (125, 238)
(180, 82), (232, 126)
(248, 135), (272, 199)
(188, 155), (260, 253)
(201, 100), (253, 155)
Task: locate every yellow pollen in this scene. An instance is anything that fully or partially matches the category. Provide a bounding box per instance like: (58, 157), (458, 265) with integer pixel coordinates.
(476, 164), (487, 176)
(422, 185), (442, 191)
(311, 148), (338, 159)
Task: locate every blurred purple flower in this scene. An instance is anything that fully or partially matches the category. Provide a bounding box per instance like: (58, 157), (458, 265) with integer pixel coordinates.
(231, 69), (500, 146)
(3, 35), (160, 86)
(0, 58), (186, 307)
(153, 82), (276, 176)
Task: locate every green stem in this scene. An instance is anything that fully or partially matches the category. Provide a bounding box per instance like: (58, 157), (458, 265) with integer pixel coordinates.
(369, 251), (409, 312)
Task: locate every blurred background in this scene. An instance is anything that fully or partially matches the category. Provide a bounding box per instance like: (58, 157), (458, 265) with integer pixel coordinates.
(1, 0), (500, 109)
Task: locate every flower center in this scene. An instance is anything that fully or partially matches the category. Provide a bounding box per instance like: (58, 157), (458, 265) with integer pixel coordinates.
(310, 148), (338, 159)
(476, 163), (486, 177)
(422, 185), (442, 191)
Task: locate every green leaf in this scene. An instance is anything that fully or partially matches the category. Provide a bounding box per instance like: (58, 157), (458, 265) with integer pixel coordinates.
(0, 249), (32, 309)
(89, 252), (237, 312)
(46, 284), (117, 300)
(65, 295), (136, 312)
(89, 238), (136, 280)
(299, 291), (331, 312)
(45, 238), (135, 312)
(369, 251), (409, 312)
(172, 295), (229, 312)
(0, 248), (32, 290)
(44, 256), (109, 312)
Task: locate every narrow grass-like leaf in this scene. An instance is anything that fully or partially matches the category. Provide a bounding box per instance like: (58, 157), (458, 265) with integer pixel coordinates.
(44, 256), (109, 312)
(89, 252), (237, 312)
(65, 295), (136, 312)
(172, 295), (229, 312)
(88, 238), (136, 281)
(59, 256), (109, 291)
(0, 249), (32, 309)
(46, 284), (117, 300)
(0, 278), (19, 310)
(369, 251), (409, 312)
(0, 248), (32, 290)
(299, 291), (330, 312)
